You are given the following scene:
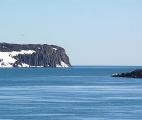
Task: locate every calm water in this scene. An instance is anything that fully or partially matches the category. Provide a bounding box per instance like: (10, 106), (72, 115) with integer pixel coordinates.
(0, 66), (142, 120)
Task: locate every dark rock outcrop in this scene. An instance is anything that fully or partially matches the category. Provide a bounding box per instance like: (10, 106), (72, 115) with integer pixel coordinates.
(0, 43), (71, 67)
(112, 69), (142, 78)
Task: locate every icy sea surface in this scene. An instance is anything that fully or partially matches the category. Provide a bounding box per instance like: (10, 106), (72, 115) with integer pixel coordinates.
(0, 66), (142, 120)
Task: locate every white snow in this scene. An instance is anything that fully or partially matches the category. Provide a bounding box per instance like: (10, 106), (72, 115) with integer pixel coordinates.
(61, 61), (69, 67)
(56, 61), (69, 68)
(10, 50), (35, 56)
(0, 50), (35, 67)
(56, 64), (62, 68)
(53, 48), (57, 51)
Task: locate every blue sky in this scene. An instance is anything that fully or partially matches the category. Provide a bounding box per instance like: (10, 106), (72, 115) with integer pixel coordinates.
(0, 0), (142, 65)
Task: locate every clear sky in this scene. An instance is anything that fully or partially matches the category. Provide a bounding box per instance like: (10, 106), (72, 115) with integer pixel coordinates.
(0, 0), (142, 66)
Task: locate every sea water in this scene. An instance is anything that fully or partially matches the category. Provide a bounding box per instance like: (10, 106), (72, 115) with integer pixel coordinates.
(0, 66), (142, 120)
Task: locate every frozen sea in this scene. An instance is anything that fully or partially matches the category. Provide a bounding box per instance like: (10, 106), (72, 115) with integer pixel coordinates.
(0, 66), (142, 120)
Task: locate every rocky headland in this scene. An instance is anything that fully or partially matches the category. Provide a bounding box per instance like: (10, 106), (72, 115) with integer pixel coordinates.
(0, 43), (71, 68)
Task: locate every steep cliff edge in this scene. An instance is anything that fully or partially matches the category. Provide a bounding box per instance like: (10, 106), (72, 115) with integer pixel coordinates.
(0, 43), (71, 67)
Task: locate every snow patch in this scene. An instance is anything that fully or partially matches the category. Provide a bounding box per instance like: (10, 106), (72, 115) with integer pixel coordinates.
(53, 48), (57, 51)
(0, 50), (35, 67)
(56, 61), (69, 68)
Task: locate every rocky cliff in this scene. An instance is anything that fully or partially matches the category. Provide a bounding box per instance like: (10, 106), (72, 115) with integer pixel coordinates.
(0, 43), (71, 67)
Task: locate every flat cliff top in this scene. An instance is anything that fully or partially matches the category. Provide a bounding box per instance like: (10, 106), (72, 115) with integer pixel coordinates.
(0, 43), (64, 52)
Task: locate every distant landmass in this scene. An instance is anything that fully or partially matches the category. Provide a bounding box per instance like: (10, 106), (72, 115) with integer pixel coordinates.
(112, 69), (142, 78)
(0, 43), (71, 67)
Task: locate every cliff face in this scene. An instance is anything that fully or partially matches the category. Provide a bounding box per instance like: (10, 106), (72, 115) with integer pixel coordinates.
(0, 43), (71, 67)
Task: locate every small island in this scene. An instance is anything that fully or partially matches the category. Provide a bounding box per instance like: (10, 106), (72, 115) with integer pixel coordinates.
(112, 69), (142, 78)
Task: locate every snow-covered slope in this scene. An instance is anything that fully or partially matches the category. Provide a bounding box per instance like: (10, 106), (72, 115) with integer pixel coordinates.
(0, 50), (35, 67)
